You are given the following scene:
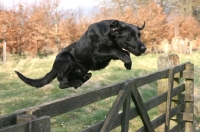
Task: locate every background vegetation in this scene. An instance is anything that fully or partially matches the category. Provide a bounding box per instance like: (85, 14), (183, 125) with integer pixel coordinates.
(0, 0), (200, 57)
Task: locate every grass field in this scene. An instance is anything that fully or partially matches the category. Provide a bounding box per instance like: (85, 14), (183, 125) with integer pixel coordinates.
(0, 53), (200, 131)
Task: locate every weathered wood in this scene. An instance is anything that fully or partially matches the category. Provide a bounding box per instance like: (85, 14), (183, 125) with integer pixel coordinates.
(184, 63), (194, 132)
(165, 68), (175, 132)
(0, 82), (125, 128)
(121, 88), (131, 132)
(83, 84), (185, 132)
(0, 61), (193, 132)
(157, 54), (181, 131)
(131, 83), (154, 132)
(0, 82), (186, 132)
(31, 116), (51, 132)
(170, 77), (181, 127)
(172, 94), (194, 102)
(128, 62), (188, 88)
(157, 78), (170, 116)
(183, 71), (194, 79)
(0, 110), (26, 128)
(16, 114), (37, 124)
(0, 62), (189, 129)
(0, 116), (50, 132)
(162, 103), (185, 129)
(157, 54), (180, 70)
(169, 121), (185, 132)
(138, 103), (185, 132)
(26, 107), (41, 115)
(100, 85), (128, 132)
(174, 112), (193, 122)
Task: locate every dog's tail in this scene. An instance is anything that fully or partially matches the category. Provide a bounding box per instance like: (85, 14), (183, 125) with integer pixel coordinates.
(15, 70), (56, 88)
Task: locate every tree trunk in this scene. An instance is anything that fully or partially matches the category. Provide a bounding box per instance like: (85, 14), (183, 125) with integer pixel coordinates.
(3, 39), (6, 63)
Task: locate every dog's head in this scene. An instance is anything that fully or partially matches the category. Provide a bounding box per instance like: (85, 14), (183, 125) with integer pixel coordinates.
(110, 20), (146, 56)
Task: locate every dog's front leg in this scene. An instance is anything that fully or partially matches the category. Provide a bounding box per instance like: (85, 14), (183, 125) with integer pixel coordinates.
(94, 49), (132, 70)
(119, 49), (131, 70)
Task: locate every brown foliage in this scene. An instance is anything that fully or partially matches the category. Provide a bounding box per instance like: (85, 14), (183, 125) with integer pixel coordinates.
(137, 2), (168, 45)
(0, 1), (200, 56)
(167, 15), (200, 41)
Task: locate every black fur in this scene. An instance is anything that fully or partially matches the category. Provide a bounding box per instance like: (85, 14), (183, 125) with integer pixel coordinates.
(15, 20), (146, 89)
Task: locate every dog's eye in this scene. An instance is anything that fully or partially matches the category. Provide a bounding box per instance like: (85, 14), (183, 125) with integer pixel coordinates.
(127, 36), (132, 41)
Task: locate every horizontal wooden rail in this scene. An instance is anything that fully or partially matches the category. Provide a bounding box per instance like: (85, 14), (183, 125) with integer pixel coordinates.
(128, 62), (188, 88)
(0, 82), (125, 128)
(169, 121), (185, 132)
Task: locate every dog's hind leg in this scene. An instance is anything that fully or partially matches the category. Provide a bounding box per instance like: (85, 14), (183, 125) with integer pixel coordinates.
(56, 63), (73, 82)
(59, 79), (83, 89)
(59, 73), (92, 89)
(77, 73), (92, 84)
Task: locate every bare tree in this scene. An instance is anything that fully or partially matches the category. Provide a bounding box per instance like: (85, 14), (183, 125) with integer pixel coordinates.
(99, 0), (152, 15)
(157, 0), (200, 18)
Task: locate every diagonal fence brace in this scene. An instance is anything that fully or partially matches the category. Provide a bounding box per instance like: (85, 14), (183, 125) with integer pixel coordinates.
(130, 82), (154, 132)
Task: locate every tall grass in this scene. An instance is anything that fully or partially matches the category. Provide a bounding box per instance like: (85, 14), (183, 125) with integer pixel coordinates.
(0, 52), (199, 131)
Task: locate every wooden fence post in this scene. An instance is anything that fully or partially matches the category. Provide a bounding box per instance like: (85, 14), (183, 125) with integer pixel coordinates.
(183, 63), (194, 132)
(0, 116), (50, 132)
(17, 114), (37, 124)
(164, 68), (175, 132)
(157, 54), (180, 131)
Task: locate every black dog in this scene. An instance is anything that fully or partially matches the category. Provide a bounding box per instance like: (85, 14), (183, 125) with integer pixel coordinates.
(15, 19), (146, 89)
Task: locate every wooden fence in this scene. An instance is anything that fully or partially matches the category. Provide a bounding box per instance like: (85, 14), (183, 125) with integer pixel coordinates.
(0, 57), (194, 132)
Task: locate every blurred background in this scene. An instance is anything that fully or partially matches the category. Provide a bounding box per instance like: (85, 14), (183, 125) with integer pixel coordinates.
(0, 0), (200, 60)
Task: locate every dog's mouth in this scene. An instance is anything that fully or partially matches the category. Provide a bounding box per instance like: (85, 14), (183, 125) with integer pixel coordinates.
(122, 45), (143, 57)
(133, 52), (142, 56)
(125, 48), (142, 56)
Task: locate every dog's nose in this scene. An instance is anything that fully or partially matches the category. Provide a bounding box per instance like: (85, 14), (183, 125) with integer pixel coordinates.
(140, 45), (146, 52)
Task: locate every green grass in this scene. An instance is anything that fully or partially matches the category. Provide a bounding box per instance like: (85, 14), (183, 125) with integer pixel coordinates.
(0, 52), (200, 131)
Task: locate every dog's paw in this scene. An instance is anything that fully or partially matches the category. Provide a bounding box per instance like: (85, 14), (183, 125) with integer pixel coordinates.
(83, 73), (92, 81)
(59, 82), (69, 89)
(74, 80), (83, 89)
(124, 62), (132, 70)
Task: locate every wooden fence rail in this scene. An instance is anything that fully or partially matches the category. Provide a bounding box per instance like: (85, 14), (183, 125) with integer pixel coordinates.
(0, 57), (194, 132)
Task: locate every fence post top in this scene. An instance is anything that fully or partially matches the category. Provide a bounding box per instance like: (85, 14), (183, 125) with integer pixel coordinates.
(157, 54), (180, 70)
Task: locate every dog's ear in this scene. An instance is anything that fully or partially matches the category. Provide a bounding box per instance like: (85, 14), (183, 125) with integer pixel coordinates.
(110, 20), (123, 37)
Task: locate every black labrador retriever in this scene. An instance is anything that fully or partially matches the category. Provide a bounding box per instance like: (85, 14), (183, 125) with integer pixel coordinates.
(15, 19), (146, 89)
